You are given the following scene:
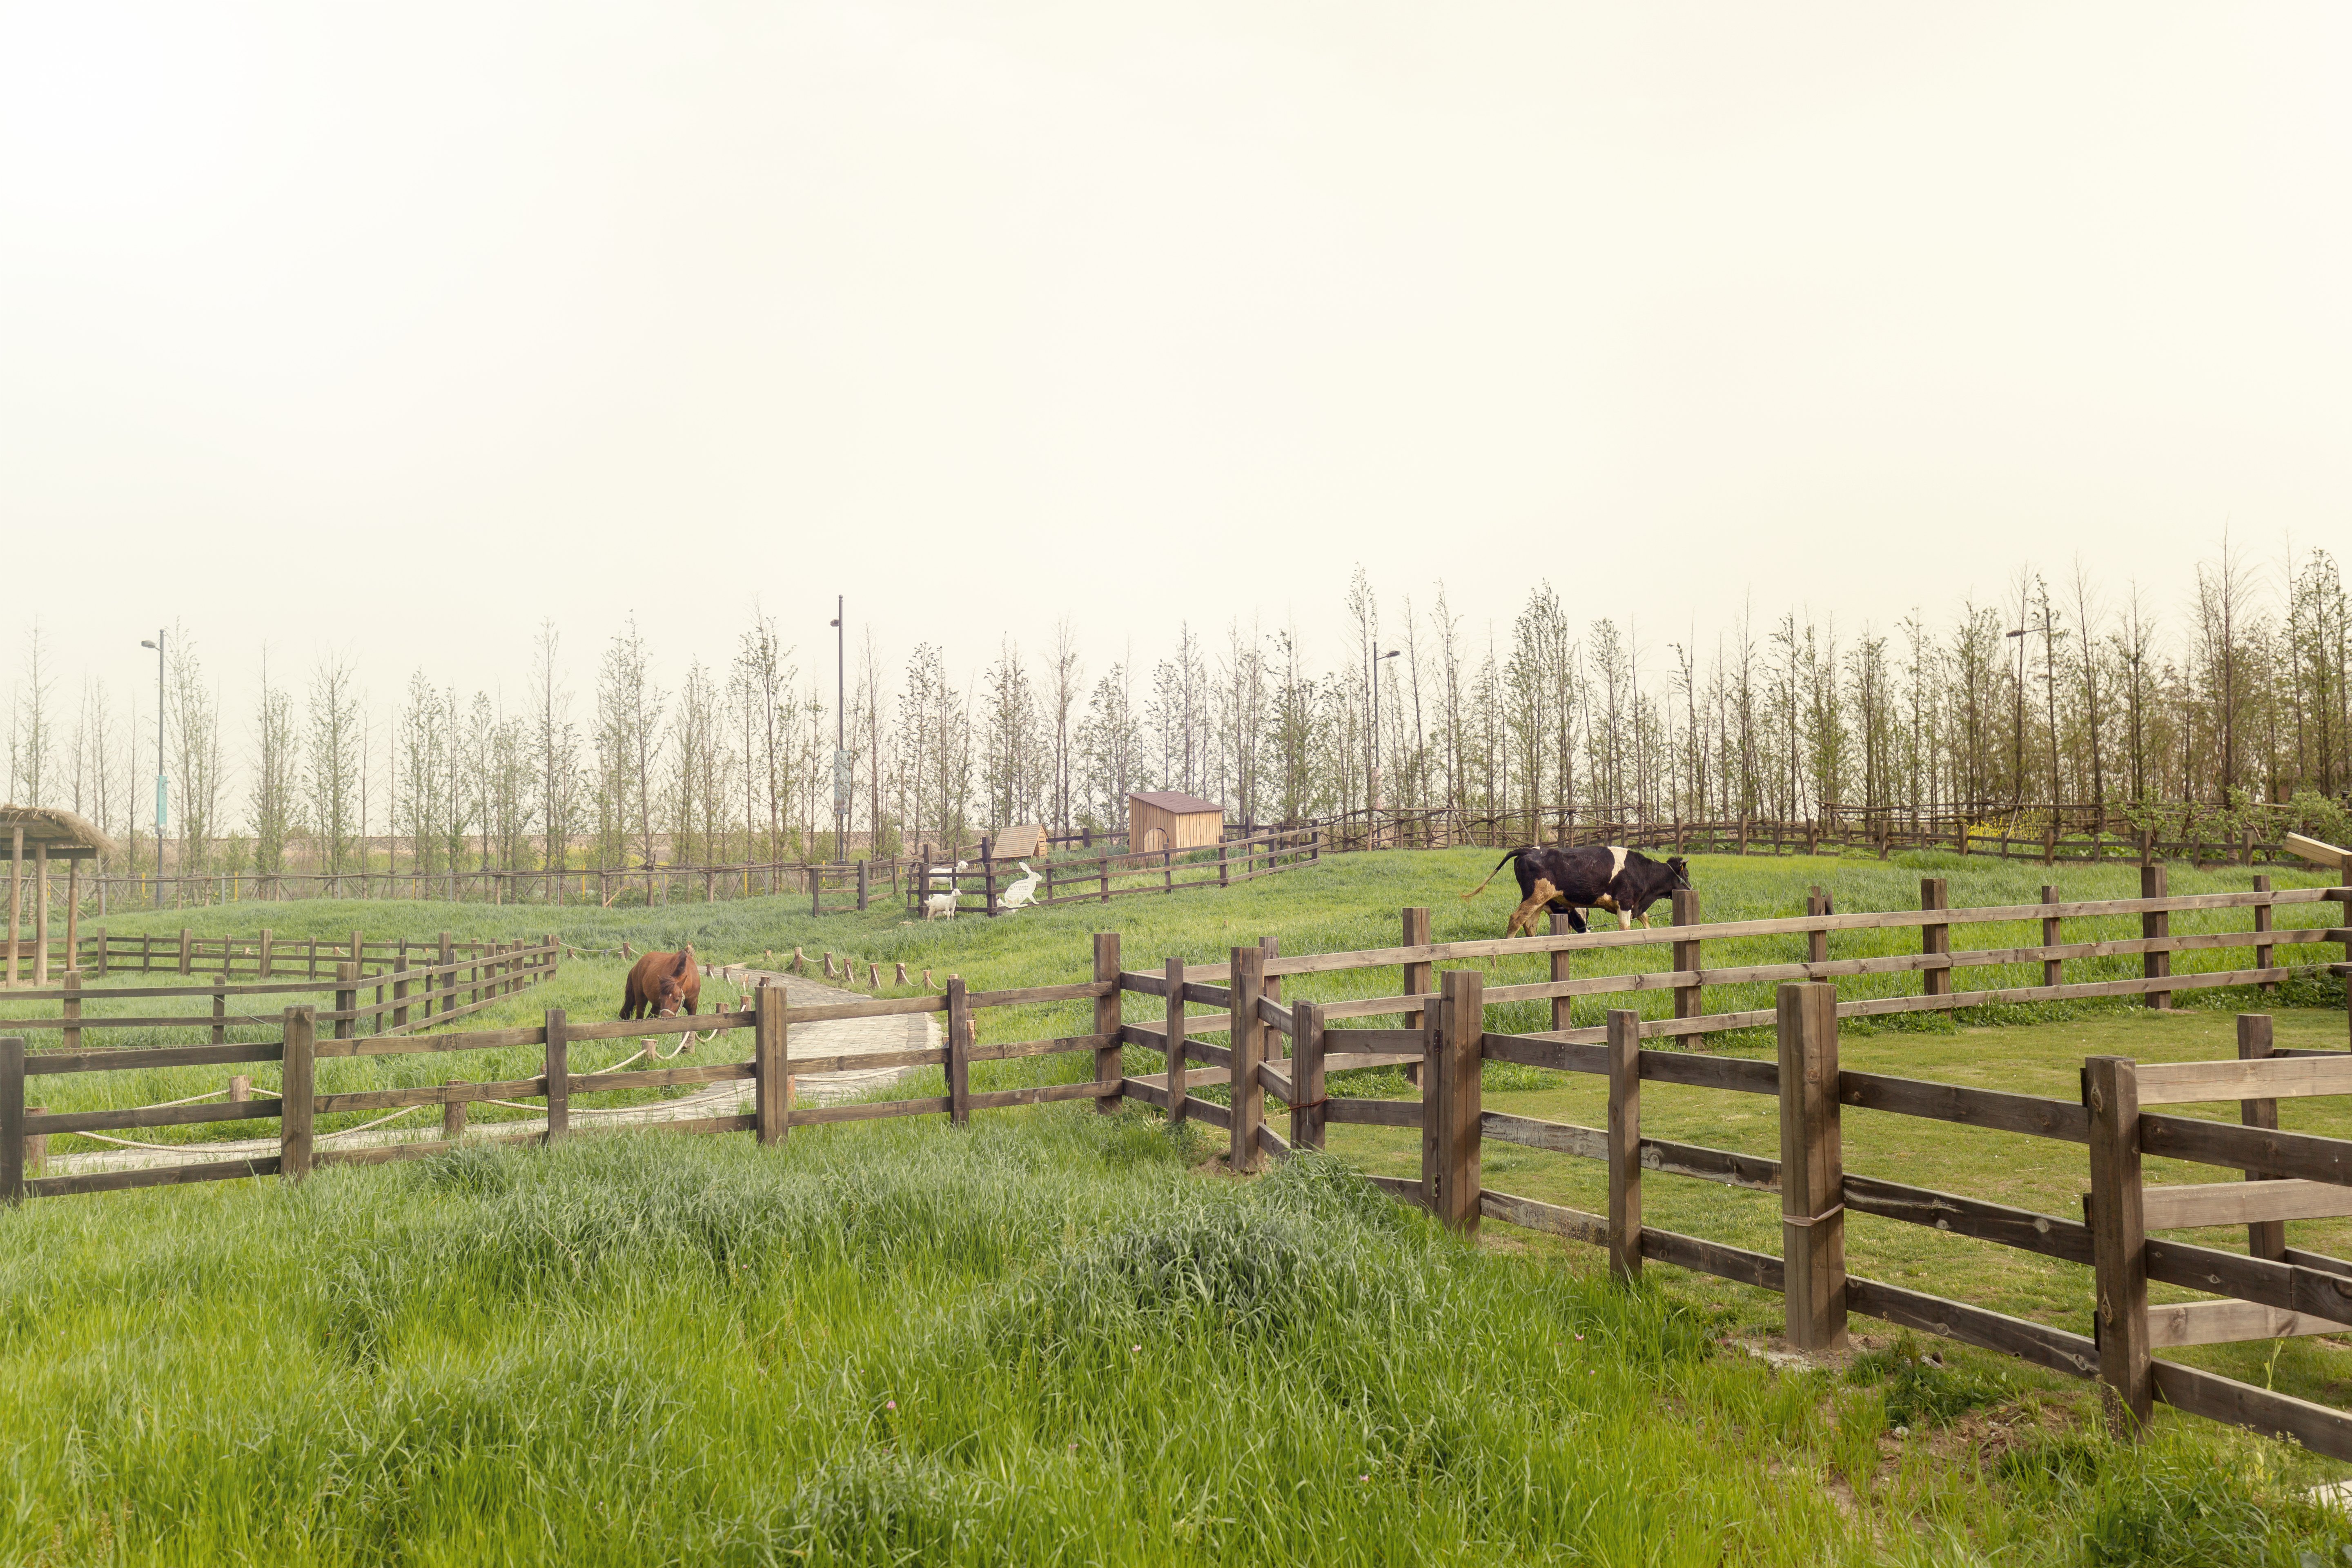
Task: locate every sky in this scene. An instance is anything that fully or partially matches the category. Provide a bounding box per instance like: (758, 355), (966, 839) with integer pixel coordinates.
(4, 2), (2348, 719)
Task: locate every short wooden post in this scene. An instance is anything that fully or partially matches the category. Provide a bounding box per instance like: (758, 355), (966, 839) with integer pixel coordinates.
(90, 926), (107, 978)
(856, 858), (870, 913)
(1806, 886), (1829, 965)
(22, 1102), (44, 1177)
(211, 986), (227, 1047)
(436, 932), (454, 1018)
(1550, 910), (1576, 1033)
(1428, 967), (1483, 1233)
(2041, 884), (2064, 988)
(178, 927), (192, 975)
(1218, 840), (1230, 886)
(280, 1006), (315, 1181)
(31, 842), (48, 984)
(1291, 999), (1325, 1151)
(0, 1036), (22, 1204)
(1228, 944), (1266, 1172)
(63, 860), (79, 977)
(258, 927), (274, 979)
(1607, 1007), (1642, 1279)
(2085, 1054), (2152, 1427)
(754, 984), (789, 1145)
(1920, 878), (1950, 998)
(2237, 1013), (2285, 1260)
(1165, 958), (1188, 1124)
(1093, 932), (1123, 1111)
(2141, 863), (2171, 1010)
(443, 1083), (468, 1140)
(60, 971), (81, 1054)
(947, 976), (972, 1126)
(543, 1008), (569, 1141)
(2253, 874), (2276, 996)
(1776, 982), (1846, 1352)
(392, 965), (411, 1031)
(1401, 906), (1432, 1087)
(334, 962), (357, 1042)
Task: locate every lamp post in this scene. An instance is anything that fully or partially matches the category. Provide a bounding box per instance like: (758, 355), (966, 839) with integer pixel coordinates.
(138, 631), (167, 882)
(829, 597), (846, 864)
(1370, 648), (1400, 845)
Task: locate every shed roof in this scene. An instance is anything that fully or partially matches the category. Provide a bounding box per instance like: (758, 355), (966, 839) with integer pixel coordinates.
(0, 804), (118, 860)
(1127, 791), (1225, 816)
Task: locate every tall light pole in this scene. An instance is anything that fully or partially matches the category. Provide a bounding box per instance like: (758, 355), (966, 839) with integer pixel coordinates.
(829, 597), (847, 864)
(138, 631), (167, 873)
(1370, 648), (1400, 841)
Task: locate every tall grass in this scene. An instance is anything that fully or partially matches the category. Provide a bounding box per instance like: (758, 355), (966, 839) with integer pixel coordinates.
(3, 1109), (2343, 1564)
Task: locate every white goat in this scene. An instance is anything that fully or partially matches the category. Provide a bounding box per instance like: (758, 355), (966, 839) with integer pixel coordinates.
(922, 860), (967, 920)
(998, 860), (1043, 913)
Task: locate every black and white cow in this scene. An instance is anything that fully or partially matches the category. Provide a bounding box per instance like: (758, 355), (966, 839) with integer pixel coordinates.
(1461, 845), (1693, 932)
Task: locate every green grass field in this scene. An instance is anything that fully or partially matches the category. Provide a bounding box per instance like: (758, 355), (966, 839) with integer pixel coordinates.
(7, 849), (2351, 1562)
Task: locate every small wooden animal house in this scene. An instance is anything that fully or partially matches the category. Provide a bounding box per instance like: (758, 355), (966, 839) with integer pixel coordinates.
(990, 824), (1047, 861)
(1126, 791), (1226, 854)
(2, 804), (116, 988)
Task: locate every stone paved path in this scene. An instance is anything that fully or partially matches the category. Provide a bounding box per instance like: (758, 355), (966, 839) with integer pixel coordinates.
(45, 966), (938, 1176)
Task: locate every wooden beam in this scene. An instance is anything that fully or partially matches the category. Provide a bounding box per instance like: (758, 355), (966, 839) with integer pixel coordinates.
(2139, 1178), (2352, 1230)
(2132, 1055), (2352, 1105)
(2145, 1299), (2351, 1348)
(2283, 833), (2350, 869)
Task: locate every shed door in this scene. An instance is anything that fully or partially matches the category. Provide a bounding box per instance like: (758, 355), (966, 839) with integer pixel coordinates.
(1139, 827), (1168, 853)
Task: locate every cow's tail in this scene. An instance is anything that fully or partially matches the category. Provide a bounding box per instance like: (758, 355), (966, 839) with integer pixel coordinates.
(1460, 848), (1528, 901)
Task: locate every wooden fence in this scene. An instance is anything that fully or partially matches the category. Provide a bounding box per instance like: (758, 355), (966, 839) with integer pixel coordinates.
(906, 825), (1318, 918)
(4, 862), (2350, 1454)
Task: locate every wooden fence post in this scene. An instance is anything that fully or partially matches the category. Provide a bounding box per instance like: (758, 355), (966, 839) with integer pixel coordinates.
(211, 985), (227, 1048)
(947, 976), (972, 1127)
(856, 858), (870, 913)
(1401, 907), (1432, 1087)
(392, 965), (411, 1031)
(1551, 910), (1577, 1034)
(1291, 998), (1325, 1151)
(1806, 886), (1829, 965)
(1607, 1007), (1641, 1279)
(60, 971), (81, 1054)
(334, 962), (357, 1042)
(2042, 884), (2064, 988)
(2085, 1054), (2152, 1427)
(1, 1036), (22, 1205)
(1229, 944), (1266, 1172)
(280, 1006), (315, 1181)
(2253, 874), (2275, 997)
(1428, 967), (1483, 1233)
(178, 927), (192, 975)
(437, 932), (453, 1019)
(755, 985), (790, 1145)
(1093, 933), (1123, 1112)
(1920, 878), (1951, 998)
(90, 926), (106, 978)
(1165, 958), (1188, 1124)
(443, 1083), (468, 1141)
(258, 927), (274, 980)
(1670, 890), (1702, 1044)
(2238, 1013), (2283, 1261)
(544, 1008), (569, 1141)
(2141, 863), (2171, 1011)
(1776, 982), (1846, 1353)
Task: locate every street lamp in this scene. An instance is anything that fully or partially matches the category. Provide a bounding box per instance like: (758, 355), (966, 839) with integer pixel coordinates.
(1370, 648), (1401, 838)
(138, 631), (167, 872)
(829, 597), (847, 864)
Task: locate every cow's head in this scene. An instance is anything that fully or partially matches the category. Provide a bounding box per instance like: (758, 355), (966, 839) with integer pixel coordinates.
(1665, 856), (1692, 891)
(654, 947), (695, 1015)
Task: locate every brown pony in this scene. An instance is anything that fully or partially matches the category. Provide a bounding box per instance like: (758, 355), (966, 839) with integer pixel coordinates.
(621, 945), (702, 1019)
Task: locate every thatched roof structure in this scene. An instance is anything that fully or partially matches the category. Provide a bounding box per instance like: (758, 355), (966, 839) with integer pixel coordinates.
(0, 804), (119, 861)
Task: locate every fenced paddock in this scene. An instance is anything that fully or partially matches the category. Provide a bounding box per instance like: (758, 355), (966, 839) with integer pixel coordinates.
(3, 856), (2348, 1456)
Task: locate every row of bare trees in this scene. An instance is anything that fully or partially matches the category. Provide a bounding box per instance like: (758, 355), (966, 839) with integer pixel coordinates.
(5, 538), (2347, 881)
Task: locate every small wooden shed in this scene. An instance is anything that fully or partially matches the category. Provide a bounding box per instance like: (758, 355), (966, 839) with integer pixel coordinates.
(1127, 791), (1226, 855)
(3, 805), (116, 988)
(990, 824), (1047, 862)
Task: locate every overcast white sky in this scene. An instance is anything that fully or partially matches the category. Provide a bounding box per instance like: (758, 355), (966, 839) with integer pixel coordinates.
(4, 2), (2348, 717)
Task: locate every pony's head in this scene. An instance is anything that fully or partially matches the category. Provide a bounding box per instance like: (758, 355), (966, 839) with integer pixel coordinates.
(653, 946), (696, 1015)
